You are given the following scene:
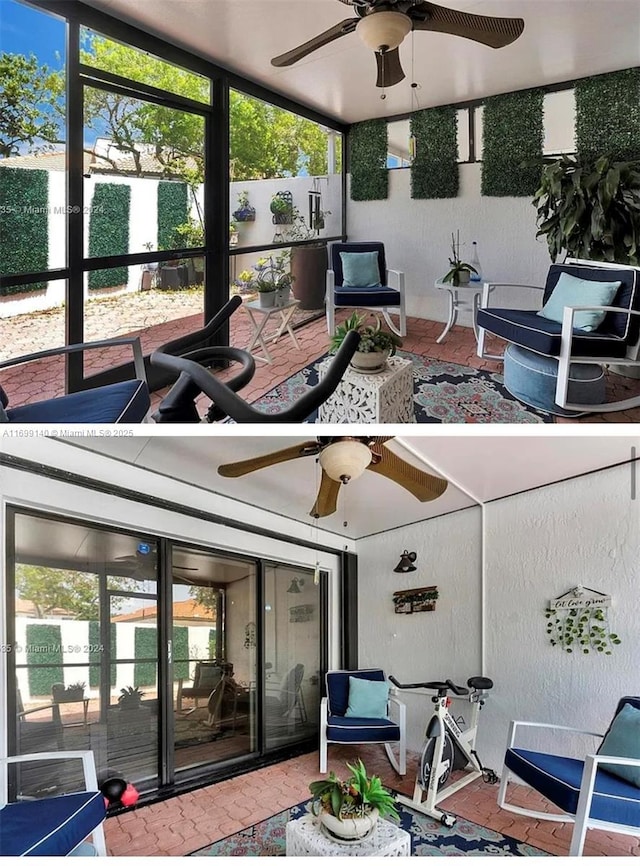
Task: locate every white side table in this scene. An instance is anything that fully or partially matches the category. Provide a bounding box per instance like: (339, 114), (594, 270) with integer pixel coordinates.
(285, 815), (411, 857)
(243, 298), (300, 364)
(317, 355), (414, 423)
(434, 278), (485, 344)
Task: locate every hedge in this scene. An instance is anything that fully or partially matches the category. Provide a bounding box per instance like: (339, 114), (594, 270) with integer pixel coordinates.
(157, 181), (188, 249)
(576, 68), (640, 162)
(173, 626), (189, 681)
(481, 89), (544, 196)
(134, 626), (157, 687)
(26, 623), (63, 696)
(0, 167), (48, 295)
(411, 107), (459, 199)
(349, 120), (388, 201)
(87, 183), (130, 289)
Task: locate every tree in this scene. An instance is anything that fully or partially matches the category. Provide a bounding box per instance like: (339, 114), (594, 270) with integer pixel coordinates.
(16, 564), (139, 620)
(0, 53), (64, 157)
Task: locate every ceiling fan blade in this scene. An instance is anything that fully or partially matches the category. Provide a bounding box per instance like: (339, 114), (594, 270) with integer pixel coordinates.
(218, 442), (319, 478)
(375, 47), (405, 88)
(310, 470), (342, 519)
(271, 18), (359, 67)
(367, 449), (448, 501)
(412, 2), (524, 49)
(173, 565), (199, 571)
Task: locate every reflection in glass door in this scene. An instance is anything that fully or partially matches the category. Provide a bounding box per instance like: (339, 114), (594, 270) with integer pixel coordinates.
(264, 564), (320, 751)
(171, 545), (256, 774)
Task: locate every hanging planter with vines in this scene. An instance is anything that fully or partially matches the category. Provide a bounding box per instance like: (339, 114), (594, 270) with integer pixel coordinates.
(545, 585), (621, 655)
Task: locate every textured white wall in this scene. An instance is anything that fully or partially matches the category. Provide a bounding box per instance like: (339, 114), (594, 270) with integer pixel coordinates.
(357, 507), (483, 751)
(346, 163), (553, 328)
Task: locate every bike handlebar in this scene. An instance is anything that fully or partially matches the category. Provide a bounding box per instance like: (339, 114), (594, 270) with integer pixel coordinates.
(389, 676), (469, 696)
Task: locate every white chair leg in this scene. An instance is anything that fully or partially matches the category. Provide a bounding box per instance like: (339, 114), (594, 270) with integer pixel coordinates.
(497, 764), (510, 808)
(320, 732), (328, 774)
(569, 755), (597, 856)
(92, 821), (107, 856)
(381, 308), (403, 337)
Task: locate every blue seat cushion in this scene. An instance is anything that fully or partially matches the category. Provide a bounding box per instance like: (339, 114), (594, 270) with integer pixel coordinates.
(7, 380), (149, 423)
(326, 669), (387, 716)
(335, 285), (400, 307)
(0, 791), (106, 856)
(505, 748), (640, 828)
(327, 715), (401, 743)
(477, 308), (628, 358)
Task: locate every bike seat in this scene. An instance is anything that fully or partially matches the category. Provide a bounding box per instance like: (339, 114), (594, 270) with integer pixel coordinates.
(467, 676), (493, 691)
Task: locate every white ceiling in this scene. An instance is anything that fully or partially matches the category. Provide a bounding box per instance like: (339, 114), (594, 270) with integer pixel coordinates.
(82, 0), (640, 123)
(62, 434), (637, 540)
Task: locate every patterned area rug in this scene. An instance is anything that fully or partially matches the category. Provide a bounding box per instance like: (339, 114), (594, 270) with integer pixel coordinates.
(251, 351), (554, 423)
(189, 799), (549, 856)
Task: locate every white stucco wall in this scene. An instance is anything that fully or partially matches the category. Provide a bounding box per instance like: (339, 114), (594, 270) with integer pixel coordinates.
(357, 507), (483, 751)
(346, 163), (553, 328)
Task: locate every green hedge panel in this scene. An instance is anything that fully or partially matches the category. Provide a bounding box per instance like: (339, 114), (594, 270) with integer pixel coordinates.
(157, 181), (188, 249)
(576, 69), (640, 162)
(481, 90), (544, 197)
(89, 620), (99, 688)
(173, 626), (189, 681)
(0, 167), (48, 294)
(411, 107), (459, 199)
(134, 627), (157, 687)
(26, 624), (63, 696)
(88, 183), (130, 289)
(349, 120), (388, 201)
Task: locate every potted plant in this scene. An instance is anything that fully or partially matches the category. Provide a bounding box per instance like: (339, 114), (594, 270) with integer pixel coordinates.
(229, 221), (239, 247)
(330, 311), (402, 373)
(532, 153), (640, 264)
(118, 686), (144, 711)
(52, 682), (86, 703)
(236, 253), (294, 308)
(286, 207), (329, 310)
(270, 191), (293, 225)
(140, 241), (157, 290)
(173, 218), (205, 284)
(309, 759), (399, 841)
(233, 190), (256, 222)
(442, 230), (477, 287)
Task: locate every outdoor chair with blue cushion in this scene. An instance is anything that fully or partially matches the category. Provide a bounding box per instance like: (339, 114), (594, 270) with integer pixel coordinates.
(0, 337), (149, 423)
(326, 242), (406, 337)
(320, 668), (406, 775)
(476, 258), (640, 414)
(0, 750), (107, 856)
(498, 696), (640, 855)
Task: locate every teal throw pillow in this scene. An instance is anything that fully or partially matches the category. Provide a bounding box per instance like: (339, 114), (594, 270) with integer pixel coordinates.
(537, 272), (620, 332)
(340, 251), (382, 288)
(345, 676), (389, 719)
(598, 702), (640, 788)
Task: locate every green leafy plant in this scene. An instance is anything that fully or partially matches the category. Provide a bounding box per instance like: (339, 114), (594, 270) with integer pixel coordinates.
(172, 216), (204, 248)
(411, 106), (459, 200)
(545, 607), (622, 654)
(270, 191), (293, 216)
(533, 154), (640, 264)
(67, 681), (86, 692)
(284, 206), (329, 248)
(235, 252), (293, 293)
(442, 230), (477, 285)
(349, 119), (388, 201)
(330, 311), (402, 355)
(118, 685), (145, 708)
(309, 759), (399, 822)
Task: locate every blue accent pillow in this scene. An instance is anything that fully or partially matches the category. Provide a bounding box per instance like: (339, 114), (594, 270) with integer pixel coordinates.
(345, 676), (389, 719)
(598, 703), (640, 788)
(537, 272), (621, 332)
(340, 251), (381, 288)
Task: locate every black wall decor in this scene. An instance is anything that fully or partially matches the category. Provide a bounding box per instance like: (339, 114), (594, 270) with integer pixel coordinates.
(393, 586), (439, 614)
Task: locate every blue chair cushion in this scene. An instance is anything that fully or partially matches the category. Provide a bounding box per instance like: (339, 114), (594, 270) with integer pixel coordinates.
(327, 715), (400, 744)
(334, 285), (401, 307)
(476, 308), (628, 358)
(326, 669), (386, 717)
(0, 791), (106, 856)
(331, 242), (386, 287)
(505, 748), (640, 828)
(6, 380), (150, 423)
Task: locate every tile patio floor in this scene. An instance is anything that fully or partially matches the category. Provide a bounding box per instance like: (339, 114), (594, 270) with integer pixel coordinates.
(104, 744), (640, 856)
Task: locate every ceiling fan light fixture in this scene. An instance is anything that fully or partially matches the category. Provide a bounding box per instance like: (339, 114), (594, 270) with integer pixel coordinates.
(356, 10), (412, 51)
(319, 439), (372, 485)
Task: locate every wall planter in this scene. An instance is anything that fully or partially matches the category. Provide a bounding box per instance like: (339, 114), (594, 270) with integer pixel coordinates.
(290, 244), (327, 310)
(393, 586), (439, 614)
(233, 205), (256, 222)
(545, 585), (621, 654)
(270, 190), (294, 225)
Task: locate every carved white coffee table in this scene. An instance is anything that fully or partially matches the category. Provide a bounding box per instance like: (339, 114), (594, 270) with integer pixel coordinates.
(317, 356), (414, 423)
(285, 815), (411, 857)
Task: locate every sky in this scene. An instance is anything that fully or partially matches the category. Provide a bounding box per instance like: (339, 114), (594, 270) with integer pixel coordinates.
(1, 0), (66, 67)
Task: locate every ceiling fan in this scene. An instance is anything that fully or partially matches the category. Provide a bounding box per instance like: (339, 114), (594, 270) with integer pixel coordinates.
(218, 436), (447, 519)
(271, 0), (525, 88)
(114, 547), (198, 573)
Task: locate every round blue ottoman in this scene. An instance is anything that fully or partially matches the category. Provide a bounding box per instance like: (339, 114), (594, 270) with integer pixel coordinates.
(504, 343), (605, 417)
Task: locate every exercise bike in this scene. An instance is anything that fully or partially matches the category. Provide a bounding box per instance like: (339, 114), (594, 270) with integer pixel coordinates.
(389, 675), (497, 827)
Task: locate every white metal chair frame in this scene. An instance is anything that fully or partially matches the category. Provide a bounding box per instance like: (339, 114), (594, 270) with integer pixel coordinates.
(498, 720), (640, 856)
(476, 258), (640, 414)
(325, 267), (407, 338)
(0, 750), (107, 856)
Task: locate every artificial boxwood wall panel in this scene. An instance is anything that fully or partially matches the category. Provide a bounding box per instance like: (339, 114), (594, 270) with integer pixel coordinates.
(411, 107), (459, 199)
(157, 181), (188, 248)
(88, 183), (130, 289)
(134, 627), (157, 687)
(173, 626), (189, 681)
(576, 68), (640, 162)
(349, 120), (388, 201)
(26, 623), (63, 696)
(481, 89), (544, 197)
(0, 167), (48, 295)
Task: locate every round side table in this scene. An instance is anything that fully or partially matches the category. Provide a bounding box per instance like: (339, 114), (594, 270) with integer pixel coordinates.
(434, 278), (485, 344)
(285, 814), (411, 857)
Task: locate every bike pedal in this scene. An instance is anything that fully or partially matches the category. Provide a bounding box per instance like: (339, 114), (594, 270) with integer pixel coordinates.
(483, 769), (499, 785)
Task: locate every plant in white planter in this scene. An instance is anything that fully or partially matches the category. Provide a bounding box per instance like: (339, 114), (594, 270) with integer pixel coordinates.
(442, 230), (477, 287)
(330, 311), (402, 373)
(235, 252), (294, 308)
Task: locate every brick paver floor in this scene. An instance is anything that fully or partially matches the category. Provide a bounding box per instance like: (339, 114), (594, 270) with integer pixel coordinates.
(104, 744), (640, 856)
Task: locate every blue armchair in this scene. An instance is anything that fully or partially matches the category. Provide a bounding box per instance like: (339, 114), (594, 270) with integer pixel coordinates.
(320, 669), (406, 775)
(326, 242), (406, 337)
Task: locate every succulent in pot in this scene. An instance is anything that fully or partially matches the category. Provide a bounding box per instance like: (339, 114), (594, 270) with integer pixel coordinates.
(118, 685), (144, 711)
(330, 311), (402, 373)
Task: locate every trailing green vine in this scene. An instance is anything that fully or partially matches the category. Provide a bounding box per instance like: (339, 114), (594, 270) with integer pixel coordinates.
(349, 119), (388, 201)
(0, 167), (48, 294)
(481, 89), (544, 197)
(576, 68), (640, 162)
(88, 183), (130, 289)
(411, 106), (459, 199)
(545, 607), (621, 654)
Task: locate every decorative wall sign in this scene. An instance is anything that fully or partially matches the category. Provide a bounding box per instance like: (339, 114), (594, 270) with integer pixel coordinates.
(545, 585), (620, 654)
(548, 585), (611, 611)
(289, 604), (315, 623)
(393, 586), (438, 615)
